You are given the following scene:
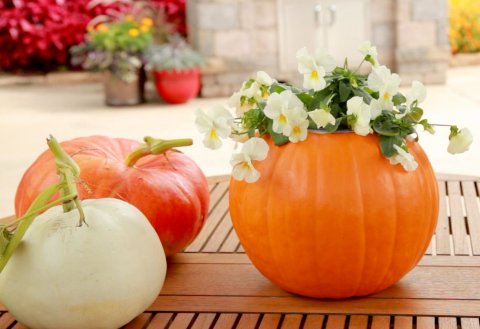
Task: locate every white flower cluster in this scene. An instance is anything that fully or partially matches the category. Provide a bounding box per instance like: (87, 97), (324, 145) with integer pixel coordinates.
(195, 41), (473, 183)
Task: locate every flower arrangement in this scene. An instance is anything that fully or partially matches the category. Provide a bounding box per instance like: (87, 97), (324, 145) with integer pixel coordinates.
(195, 42), (473, 183)
(70, 14), (154, 81)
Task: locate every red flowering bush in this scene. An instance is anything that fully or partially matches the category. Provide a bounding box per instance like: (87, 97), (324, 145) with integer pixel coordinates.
(0, 0), (129, 71)
(150, 0), (186, 36)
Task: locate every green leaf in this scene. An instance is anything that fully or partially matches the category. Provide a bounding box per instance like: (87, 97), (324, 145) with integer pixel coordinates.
(339, 81), (351, 102)
(372, 116), (400, 137)
(267, 121), (289, 146)
(392, 93), (407, 106)
(297, 92), (314, 108)
(379, 135), (404, 157)
(309, 88), (333, 110)
(409, 107), (424, 121)
(269, 82), (289, 94)
(324, 117), (343, 133)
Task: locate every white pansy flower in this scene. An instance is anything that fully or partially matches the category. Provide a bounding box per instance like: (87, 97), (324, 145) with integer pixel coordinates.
(230, 137), (269, 183)
(359, 41), (379, 66)
(228, 91), (253, 117)
(369, 98), (383, 119)
(243, 81), (261, 100)
(448, 128), (473, 154)
(406, 81), (427, 107)
(195, 106), (233, 150)
(296, 47), (327, 91)
(256, 71), (275, 86)
(283, 115), (309, 143)
(389, 144), (418, 171)
(264, 90), (305, 135)
(308, 108), (336, 128)
(367, 65), (401, 109)
(315, 48), (336, 72)
(347, 96), (372, 136)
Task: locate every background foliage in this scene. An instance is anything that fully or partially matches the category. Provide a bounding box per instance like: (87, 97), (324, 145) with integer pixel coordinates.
(0, 0), (186, 72)
(449, 0), (480, 53)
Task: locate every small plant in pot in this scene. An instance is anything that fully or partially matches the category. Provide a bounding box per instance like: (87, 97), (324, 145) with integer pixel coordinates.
(71, 14), (154, 106)
(146, 34), (204, 104)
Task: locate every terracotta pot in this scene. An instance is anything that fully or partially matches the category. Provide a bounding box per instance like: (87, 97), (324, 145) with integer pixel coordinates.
(153, 67), (201, 104)
(104, 70), (143, 106)
(229, 133), (439, 298)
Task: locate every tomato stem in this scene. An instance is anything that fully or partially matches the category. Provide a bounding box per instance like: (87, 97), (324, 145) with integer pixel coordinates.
(125, 137), (193, 167)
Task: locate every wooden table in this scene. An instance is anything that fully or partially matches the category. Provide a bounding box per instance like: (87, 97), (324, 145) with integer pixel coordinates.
(1, 174), (480, 328)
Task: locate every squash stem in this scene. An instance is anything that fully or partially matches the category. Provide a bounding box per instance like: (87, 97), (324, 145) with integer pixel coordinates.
(125, 137), (193, 167)
(0, 182), (70, 272)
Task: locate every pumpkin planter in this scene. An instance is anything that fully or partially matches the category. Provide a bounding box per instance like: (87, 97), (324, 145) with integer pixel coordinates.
(229, 132), (439, 298)
(15, 136), (210, 256)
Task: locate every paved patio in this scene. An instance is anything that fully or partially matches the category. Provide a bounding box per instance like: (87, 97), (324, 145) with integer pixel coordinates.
(0, 66), (479, 218)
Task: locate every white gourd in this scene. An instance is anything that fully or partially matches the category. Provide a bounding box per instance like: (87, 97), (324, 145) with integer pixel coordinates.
(0, 198), (167, 329)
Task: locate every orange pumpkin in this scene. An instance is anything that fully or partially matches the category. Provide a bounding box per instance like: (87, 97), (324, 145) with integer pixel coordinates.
(229, 132), (439, 298)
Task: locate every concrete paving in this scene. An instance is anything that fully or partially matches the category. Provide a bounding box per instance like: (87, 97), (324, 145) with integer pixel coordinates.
(0, 66), (479, 218)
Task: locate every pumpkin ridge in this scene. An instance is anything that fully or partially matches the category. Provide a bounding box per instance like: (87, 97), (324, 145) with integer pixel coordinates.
(347, 137), (368, 297)
(265, 141), (290, 287)
(371, 163), (399, 293)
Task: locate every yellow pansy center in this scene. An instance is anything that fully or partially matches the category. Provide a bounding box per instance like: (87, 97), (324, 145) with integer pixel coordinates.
(209, 129), (218, 140)
(278, 114), (287, 124)
(293, 126), (301, 135)
(310, 70), (319, 80)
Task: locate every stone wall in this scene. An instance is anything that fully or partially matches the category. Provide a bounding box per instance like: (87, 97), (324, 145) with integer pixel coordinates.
(187, 0), (451, 97)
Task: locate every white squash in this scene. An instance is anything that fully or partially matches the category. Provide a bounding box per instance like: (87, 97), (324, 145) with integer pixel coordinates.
(0, 198), (167, 329)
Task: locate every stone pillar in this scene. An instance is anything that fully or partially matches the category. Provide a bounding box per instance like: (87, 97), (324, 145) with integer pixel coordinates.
(187, 0), (279, 97)
(395, 0), (451, 85)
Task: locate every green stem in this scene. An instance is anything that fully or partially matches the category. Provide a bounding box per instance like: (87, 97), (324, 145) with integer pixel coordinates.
(47, 136), (80, 213)
(0, 182), (63, 272)
(125, 136), (193, 167)
(0, 136), (86, 273)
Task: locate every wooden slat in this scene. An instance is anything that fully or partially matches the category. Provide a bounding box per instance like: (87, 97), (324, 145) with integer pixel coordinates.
(213, 313), (238, 328)
(190, 313), (216, 329)
(463, 181), (480, 255)
(219, 228), (240, 252)
(152, 296), (480, 317)
(207, 181), (229, 213)
(436, 181), (452, 255)
(160, 261), (480, 300)
(185, 189), (229, 252)
(282, 314), (303, 328)
(303, 315), (325, 329)
(169, 252), (480, 266)
(349, 315), (368, 329)
(326, 315), (346, 329)
(417, 317), (435, 329)
(371, 316), (390, 329)
(448, 181), (471, 255)
(236, 313), (260, 329)
(461, 318), (480, 329)
(169, 313), (195, 329)
(123, 313), (152, 329)
(259, 314), (282, 329)
(147, 313), (174, 329)
(0, 313), (16, 328)
(202, 212), (233, 252)
(439, 317), (457, 329)
(394, 317), (412, 329)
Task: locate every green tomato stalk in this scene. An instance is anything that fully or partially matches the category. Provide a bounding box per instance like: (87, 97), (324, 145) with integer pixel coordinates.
(125, 136), (193, 167)
(0, 136), (84, 273)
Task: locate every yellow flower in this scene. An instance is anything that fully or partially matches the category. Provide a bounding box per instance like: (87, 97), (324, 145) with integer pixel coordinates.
(128, 28), (140, 37)
(86, 25), (94, 33)
(96, 24), (108, 33)
(124, 15), (134, 22)
(141, 17), (153, 27)
(140, 25), (150, 33)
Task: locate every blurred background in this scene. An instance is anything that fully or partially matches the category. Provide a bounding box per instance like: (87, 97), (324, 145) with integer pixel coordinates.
(0, 0), (479, 217)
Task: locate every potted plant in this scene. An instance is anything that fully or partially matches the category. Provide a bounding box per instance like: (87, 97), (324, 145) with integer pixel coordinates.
(146, 34), (204, 104)
(71, 15), (154, 106)
(195, 42), (474, 298)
